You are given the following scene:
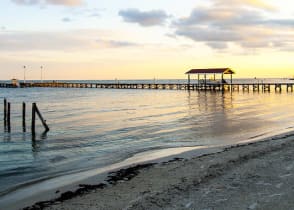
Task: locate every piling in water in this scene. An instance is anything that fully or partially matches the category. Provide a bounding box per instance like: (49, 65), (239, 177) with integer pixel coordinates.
(4, 98), (7, 122)
(23, 102), (26, 132)
(31, 103), (50, 135)
(31, 103), (36, 135)
(7, 102), (11, 132)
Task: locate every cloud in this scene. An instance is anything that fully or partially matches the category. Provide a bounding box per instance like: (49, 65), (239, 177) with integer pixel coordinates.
(62, 17), (72, 22)
(172, 0), (294, 51)
(11, 0), (83, 6)
(65, 8), (104, 20)
(86, 9), (102, 17)
(0, 31), (138, 52)
(119, 9), (168, 27)
(96, 39), (138, 48)
(12, 0), (39, 5)
(0, 32), (88, 51)
(206, 42), (228, 49)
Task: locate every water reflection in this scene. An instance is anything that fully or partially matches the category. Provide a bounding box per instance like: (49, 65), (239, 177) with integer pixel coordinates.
(3, 120), (6, 132)
(22, 122), (26, 133)
(186, 91), (266, 145)
(3, 132), (11, 142)
(188, 91), (233, 113)
(31, 132), (47, 159)
(40, 130), (48, 140)
(3, 120), (11, 133)
(22, 132), (26, 141)
(187, 91), (233, 128)
(31, 139), (41, 153)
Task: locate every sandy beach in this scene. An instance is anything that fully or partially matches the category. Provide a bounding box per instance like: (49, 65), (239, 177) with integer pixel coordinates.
(18, 131), (294, 210)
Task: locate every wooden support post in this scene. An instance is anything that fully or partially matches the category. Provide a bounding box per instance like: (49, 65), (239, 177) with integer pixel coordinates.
(7, 102), (11, 132)
(32, 103), (36, 135)
(275, 84), (281, 92)
(230, 74), (233, 92)
(34, 103), (50, 132)
(4, 98), (7, 122)
(287, 84), (293, 92)
(188, 74), (190, 90)
(221, 74), (224, 91)
(204, 74), (207, 91)
(22, 102), (26, 132)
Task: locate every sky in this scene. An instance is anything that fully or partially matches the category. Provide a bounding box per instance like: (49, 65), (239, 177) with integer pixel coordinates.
(0, 0), (294, 80)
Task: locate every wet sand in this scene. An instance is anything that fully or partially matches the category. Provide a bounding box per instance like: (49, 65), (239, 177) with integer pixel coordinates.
(19, 132), (294, 210)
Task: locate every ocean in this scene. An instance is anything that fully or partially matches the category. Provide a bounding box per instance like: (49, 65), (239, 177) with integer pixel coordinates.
(0, 79), (294, 205)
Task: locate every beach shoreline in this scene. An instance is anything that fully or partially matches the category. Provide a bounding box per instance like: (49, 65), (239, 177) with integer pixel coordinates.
(0, 145), (223, 210)
(3, 130), (291, 210)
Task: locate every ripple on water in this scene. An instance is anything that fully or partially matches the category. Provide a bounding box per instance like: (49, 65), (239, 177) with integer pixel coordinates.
(0, 88), (293, 197)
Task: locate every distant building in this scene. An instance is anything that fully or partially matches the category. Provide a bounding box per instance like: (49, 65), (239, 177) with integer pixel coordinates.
(11, 78), (20, 87)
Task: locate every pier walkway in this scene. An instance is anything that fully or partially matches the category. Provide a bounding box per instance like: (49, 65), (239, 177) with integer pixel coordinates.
(0, 82), (293, 92)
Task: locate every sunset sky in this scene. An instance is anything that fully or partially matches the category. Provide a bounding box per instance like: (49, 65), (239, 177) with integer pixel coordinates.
(0, 0), (294, 80)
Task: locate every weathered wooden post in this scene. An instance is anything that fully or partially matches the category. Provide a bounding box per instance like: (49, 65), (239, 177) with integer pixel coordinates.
(230, 73), (233, 92)
(204, 74), (207, 91)
(35, 104), (50, 132)
(4, 98), (7, 122)
(188, 74), (191, 91)
(31, 102), (49, 135)
(197, 74), (200, 90)
(221, 74), (224, 92)
(22, 102), (26, 132)
(7, 102), (11, 132)
(31, 103), (36, 134)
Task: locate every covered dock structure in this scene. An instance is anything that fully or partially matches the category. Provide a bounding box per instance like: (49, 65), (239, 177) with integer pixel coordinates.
(185, 68), (235, 90)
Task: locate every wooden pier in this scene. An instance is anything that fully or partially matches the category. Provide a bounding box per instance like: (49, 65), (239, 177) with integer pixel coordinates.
(0, 81), (293, 92)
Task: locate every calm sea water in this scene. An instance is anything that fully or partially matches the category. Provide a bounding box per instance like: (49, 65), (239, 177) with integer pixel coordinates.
(0, 80), (294, 198)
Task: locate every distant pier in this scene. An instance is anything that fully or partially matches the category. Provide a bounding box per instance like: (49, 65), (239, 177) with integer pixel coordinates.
(2, 68), (293, 92)
(0, 81), (293, 92)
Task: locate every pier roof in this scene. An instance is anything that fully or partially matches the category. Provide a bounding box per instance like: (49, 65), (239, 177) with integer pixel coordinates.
(186, 68), (235, 74)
